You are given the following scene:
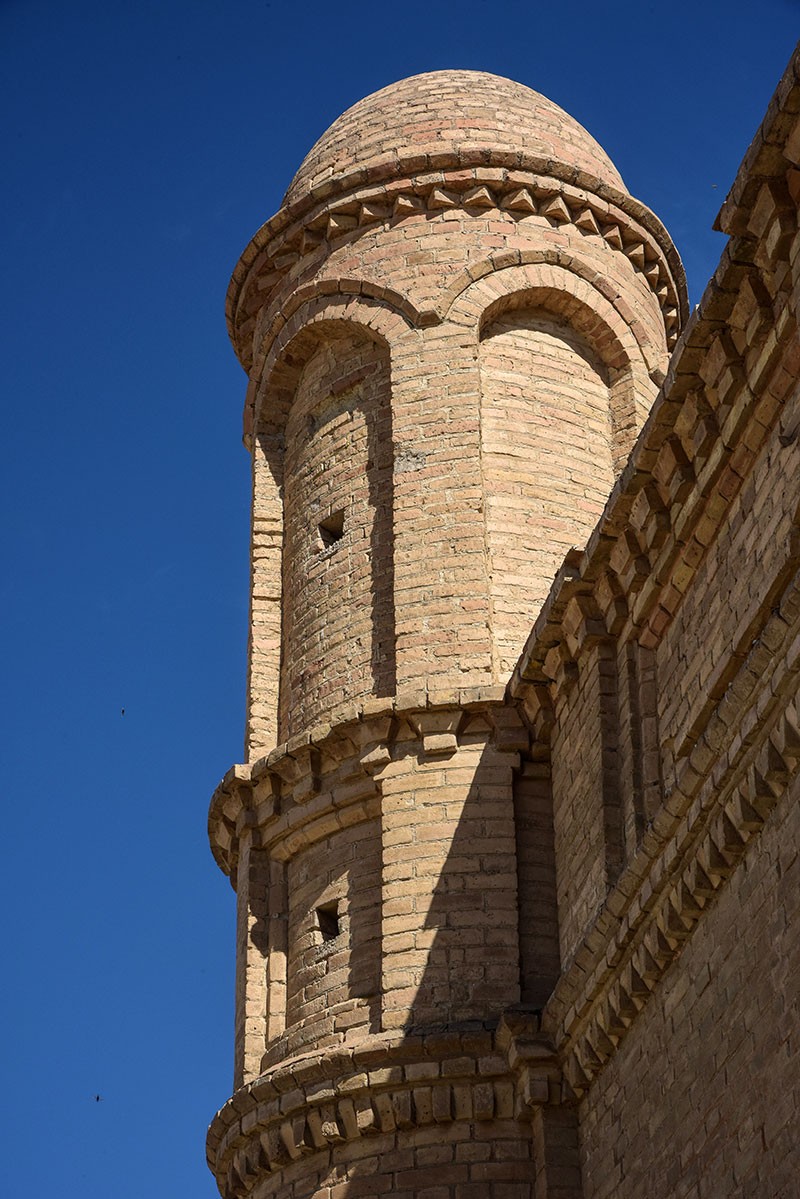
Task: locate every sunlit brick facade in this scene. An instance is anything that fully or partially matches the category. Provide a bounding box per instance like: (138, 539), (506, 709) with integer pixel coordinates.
(208, 54), (800, 1197)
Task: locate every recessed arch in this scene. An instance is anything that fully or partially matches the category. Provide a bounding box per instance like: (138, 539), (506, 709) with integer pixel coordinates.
(246, 313), (398, 754)
(447, 260), (659, 471)
(443, 259), (658, 679)
(478, 303), (618, 676)
(248, 292), (417, 439)
(442, 249), (664, 377)
(481, 284), (627, 370)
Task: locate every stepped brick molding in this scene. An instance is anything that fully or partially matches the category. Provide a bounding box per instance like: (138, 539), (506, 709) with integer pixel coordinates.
(208, 50), (800, 1198)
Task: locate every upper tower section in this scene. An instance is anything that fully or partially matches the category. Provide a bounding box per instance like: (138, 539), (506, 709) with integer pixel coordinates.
(232, 71), (688, 756)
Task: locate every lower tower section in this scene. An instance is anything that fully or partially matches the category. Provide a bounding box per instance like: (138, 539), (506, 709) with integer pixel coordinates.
(208, 694), (576, 1199)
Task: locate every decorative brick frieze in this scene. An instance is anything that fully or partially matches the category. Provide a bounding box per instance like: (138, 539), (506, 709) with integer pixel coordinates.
(207, 1024), (564, 1198)
(230, 167), (685, 378)
(209, 692), (529, 882)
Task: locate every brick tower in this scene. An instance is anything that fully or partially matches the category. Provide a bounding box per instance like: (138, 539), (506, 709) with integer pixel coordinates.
(208, 71), (686, 1198)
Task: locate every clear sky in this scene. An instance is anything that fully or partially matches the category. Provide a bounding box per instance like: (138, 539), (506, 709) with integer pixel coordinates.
(1, 2), (797, 1196)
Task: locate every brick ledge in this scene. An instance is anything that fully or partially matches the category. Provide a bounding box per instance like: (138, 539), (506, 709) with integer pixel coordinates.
(207, 1016), (561, 1198)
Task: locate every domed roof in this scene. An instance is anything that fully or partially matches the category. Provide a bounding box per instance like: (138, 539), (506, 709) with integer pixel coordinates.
(284, 70), (626, 206)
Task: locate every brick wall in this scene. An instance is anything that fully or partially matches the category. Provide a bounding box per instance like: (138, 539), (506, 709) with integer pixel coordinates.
(579, 770), (800, 1198)
(572, 383), (800, 1195)
(381, 740), (521, 1033)
(506, 50), (800, 1199)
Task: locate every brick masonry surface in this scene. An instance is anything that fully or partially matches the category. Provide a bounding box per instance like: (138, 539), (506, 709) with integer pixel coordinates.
(579, 772), (800, 1198)
(208, 50), (800, 1199)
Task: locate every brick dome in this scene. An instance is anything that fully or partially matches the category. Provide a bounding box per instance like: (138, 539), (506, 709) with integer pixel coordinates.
(284, 69), (626, 206)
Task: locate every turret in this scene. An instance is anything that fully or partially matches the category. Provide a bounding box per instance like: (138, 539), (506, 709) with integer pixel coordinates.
(207, 70), (687, 1199)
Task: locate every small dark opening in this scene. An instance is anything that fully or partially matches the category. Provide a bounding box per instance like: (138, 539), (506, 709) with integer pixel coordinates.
(318, 509), (345, 549)
(316, 901), (340, 942)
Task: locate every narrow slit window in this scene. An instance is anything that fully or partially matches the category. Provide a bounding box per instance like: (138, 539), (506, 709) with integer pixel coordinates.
(318, 509), (345, 549)
(316, 901), (340, 943)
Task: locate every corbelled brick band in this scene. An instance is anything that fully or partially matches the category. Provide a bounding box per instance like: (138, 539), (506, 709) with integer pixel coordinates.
(208, 51), (800, 1199)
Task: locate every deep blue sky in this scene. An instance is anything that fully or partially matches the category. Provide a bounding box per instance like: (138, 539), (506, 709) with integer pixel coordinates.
(2, 3), (797, 1196)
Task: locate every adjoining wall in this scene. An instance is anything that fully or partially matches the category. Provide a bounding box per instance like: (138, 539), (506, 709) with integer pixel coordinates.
(533, 365), (800, 991)
(507, 48), (800, 1198)
(579, 772), (800, 1198)
(568, 375), (800, 1193)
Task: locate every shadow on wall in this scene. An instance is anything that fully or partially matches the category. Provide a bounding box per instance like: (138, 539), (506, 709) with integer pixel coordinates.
(363, 353), (396, 702)
(380, 732), (561, 1037)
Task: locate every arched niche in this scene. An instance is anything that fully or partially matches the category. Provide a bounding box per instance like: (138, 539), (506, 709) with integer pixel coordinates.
(477, 288), (622, 677)
(248, 317), (396, 749)
(448, 259), (659, 468)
